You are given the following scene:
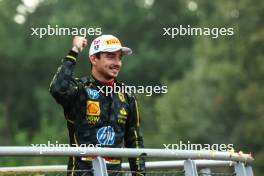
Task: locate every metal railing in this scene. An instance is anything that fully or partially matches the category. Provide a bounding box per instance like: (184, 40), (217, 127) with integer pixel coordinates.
(0, 146), (254, 176)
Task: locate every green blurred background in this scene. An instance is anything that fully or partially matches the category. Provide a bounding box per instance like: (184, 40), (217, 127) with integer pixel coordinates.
(0, 0), (263, 175)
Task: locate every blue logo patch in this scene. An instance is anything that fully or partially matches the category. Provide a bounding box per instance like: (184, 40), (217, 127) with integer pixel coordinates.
(86, 88), (99, 100)
(97, 126), (115, 145)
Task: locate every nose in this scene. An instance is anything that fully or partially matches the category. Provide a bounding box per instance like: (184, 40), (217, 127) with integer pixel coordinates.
(113, 57), (122, 67)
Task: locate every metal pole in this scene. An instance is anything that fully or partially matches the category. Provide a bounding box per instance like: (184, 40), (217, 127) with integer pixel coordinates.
(235, 162), (247, 176)
(92, 156), (108, 176)
(0, 147), (254, 163)
(200, 168), (211, 176)
(122, 160), (235, 170)
(246, 165), (254, 176)
(0, 160), (237, 172)
(184, 159), (198, 176)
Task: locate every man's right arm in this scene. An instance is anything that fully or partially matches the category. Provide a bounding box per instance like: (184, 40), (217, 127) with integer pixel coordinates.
(49, 36), (87, 106)
(49, 50), (79, 106)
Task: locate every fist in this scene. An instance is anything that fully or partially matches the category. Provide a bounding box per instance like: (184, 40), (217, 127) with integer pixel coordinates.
(72, 36), (87, 53)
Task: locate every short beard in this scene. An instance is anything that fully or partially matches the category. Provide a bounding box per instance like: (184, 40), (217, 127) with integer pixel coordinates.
(101, 70), (117, 80)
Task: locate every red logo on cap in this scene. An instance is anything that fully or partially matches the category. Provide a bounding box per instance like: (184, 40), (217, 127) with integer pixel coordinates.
(94, 39), (100, 50)
(94, 39), (100, 44)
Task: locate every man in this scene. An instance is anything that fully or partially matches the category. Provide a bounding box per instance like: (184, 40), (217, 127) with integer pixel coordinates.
(49, 35), (145, 176)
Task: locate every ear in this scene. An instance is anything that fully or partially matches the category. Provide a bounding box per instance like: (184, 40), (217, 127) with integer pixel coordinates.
(89, 55), (97, 66)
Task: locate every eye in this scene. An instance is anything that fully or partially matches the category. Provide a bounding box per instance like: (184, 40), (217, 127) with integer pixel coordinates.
(107, 54), (115, 59)
(103, 52), (122, 60)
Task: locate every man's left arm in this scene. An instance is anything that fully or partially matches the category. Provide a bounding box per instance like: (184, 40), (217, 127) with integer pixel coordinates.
(124, 95), (145, 176)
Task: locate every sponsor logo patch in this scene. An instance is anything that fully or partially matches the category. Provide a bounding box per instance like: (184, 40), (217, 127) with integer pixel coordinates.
(86, 101), (100, 116)
(118, 92), (125, 102)
(86, 88), (99, 100)
(94, 39), (100, 50)
(120, 107), (128, 116)
(86, 115), (100, 125)
(118, 115), (127, 125)
(105, 39), (121, 46)
(97, 126), (115, 145)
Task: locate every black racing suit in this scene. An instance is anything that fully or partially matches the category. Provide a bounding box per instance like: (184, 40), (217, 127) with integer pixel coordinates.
(49, 50), (145, 176)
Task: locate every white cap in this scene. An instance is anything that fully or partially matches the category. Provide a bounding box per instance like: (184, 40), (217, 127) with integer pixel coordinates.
(89, 35), (132, 56)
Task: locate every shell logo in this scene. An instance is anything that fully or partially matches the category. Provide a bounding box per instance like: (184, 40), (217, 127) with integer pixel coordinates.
(86, 101), (100, 116)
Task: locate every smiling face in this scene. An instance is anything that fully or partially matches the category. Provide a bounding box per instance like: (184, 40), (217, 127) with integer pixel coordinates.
(90, 51), (123, 82)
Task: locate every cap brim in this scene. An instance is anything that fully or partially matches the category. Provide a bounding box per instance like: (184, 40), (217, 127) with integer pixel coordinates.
(102, 47), (132, 55)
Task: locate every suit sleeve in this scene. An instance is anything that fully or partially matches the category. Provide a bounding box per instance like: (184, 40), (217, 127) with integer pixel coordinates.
(49, 50), (80, 118)
(124, 95), (146, 176)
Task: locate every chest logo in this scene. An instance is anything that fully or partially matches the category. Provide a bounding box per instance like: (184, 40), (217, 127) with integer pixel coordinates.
(120, 107), (128, 116)
(86, 101), (100, 116)
(118, 92), (125, 102)
(86, 115), (100, 125)
(86, 88), (99, 100)
(97, 126), (115, 145)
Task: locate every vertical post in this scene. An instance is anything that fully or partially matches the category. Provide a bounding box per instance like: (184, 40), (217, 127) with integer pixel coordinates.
(245, 165), (254, 176)
(92, 156), (108, 176)
(200, 168), (211, 176)
(234, 162), (247, 176)
(184, 159), (198, 176)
